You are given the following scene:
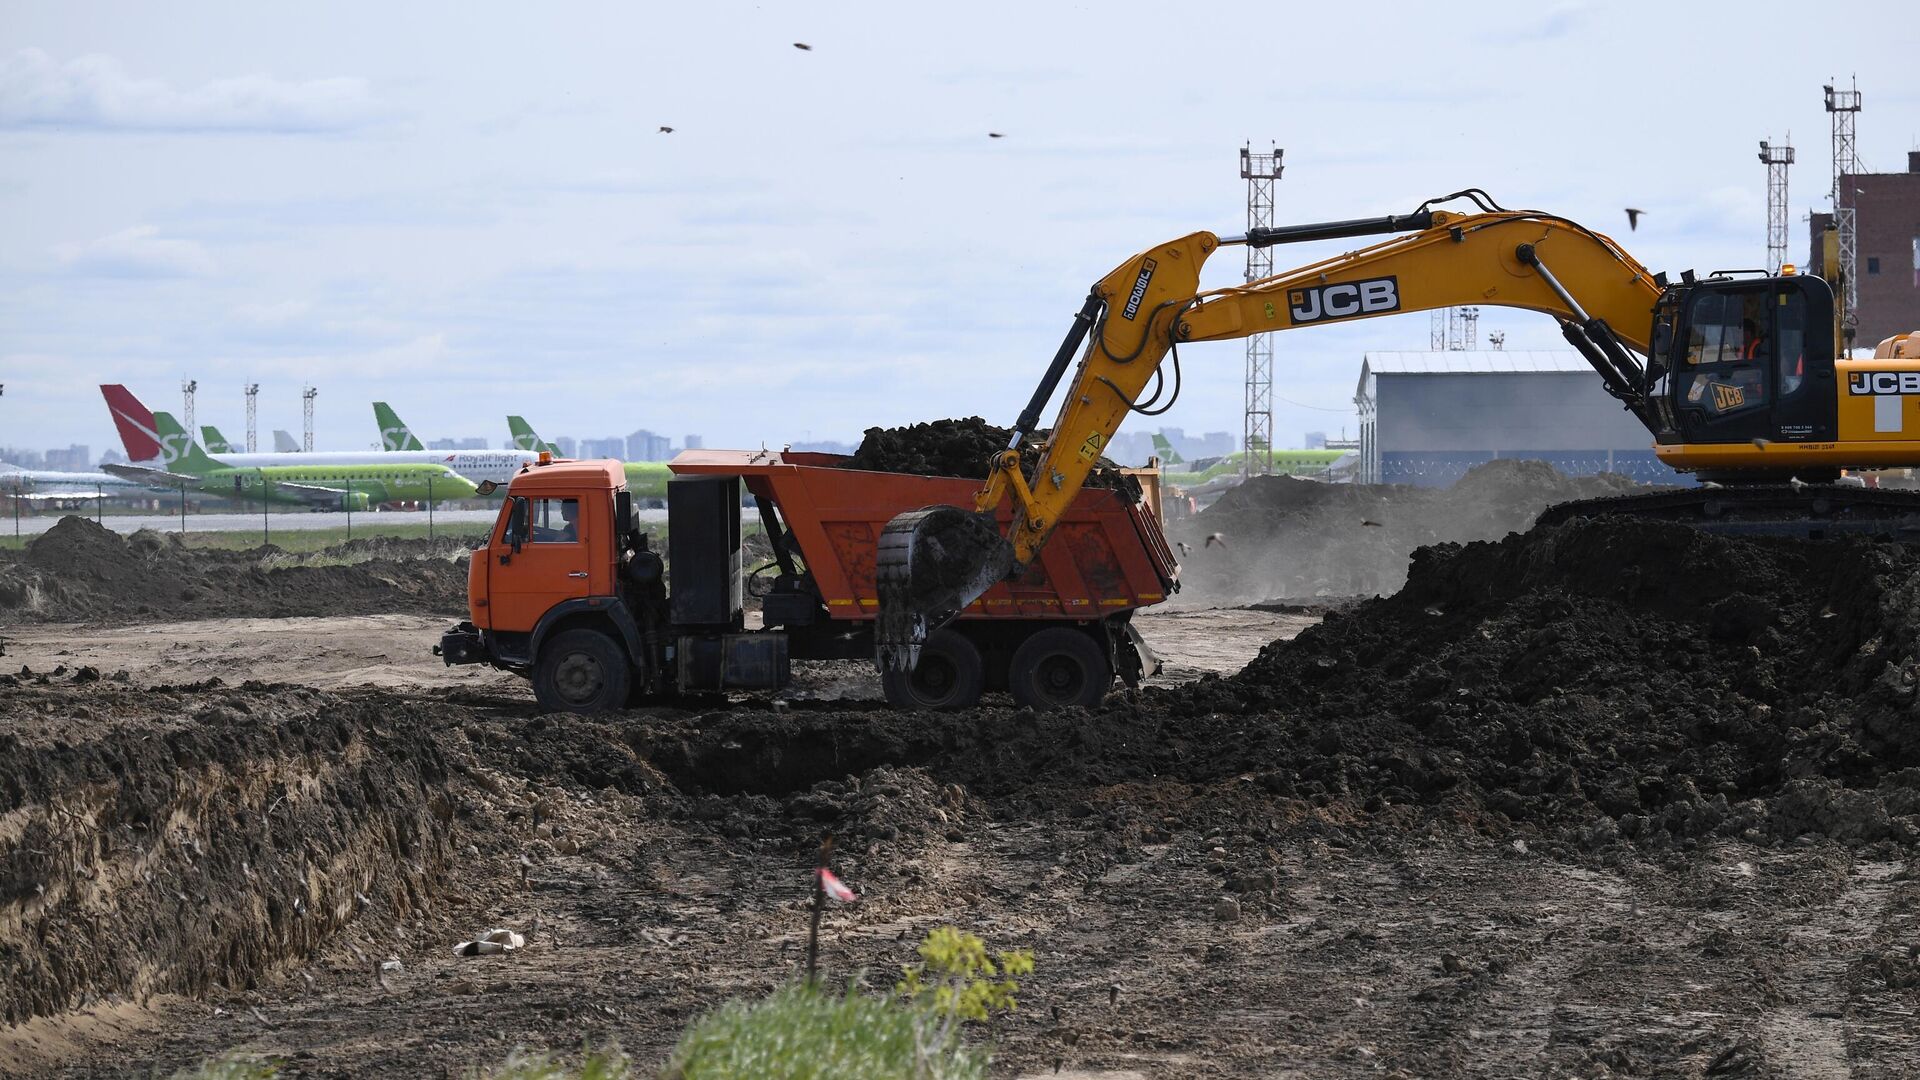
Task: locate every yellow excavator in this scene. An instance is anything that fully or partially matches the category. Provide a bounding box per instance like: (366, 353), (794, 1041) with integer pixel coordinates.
(874, 189), (1920, 670)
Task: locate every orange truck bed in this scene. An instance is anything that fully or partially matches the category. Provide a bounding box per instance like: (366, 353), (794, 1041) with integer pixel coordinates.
(669, 449), (1178, 621)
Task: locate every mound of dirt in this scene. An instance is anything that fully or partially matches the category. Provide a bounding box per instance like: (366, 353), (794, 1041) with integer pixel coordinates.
(637, 515), (1920, 854)
(842, 417), (1140, 495)
(1159, 517), (1920, 849)
(0, 517), (470, 625)
(1174, 459), (1647, 601)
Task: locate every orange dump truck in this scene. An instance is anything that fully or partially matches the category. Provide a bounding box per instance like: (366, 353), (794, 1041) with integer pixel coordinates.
(436, 450), (1178, 713)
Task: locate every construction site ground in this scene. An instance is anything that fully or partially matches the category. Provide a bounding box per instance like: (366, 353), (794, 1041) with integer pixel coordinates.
(9, 478), (1920, 1078)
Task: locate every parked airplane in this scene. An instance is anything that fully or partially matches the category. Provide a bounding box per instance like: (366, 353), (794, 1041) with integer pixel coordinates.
(1163, 448), (1352, 487)
(103, 413), (477, 508)
(374, 402), (424, 451)
(505, 415), (670, 503)
(102, 386), (536, 491)
(0, 462), (158, 503)
(201, 425), (239, 454)
(273, 430), (301, 452)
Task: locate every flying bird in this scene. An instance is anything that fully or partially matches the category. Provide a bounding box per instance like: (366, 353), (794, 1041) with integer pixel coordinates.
(988, 132), (1006, 139)
(1205, 532), (1227, 550)
(1361, 519), (1383, 528)
(793, 42), (812, 50)
(658, 126), (675, 133)
(1751, 437), (1772, 450)
(1624, 208), (1647, 231)
(1175, 540), (1192, 557)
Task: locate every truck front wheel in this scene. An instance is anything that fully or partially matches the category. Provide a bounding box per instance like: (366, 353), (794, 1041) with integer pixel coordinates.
(1007, 626), (1111, 710)
(533, 629), (632, 714)
(881, 628), (984, 710)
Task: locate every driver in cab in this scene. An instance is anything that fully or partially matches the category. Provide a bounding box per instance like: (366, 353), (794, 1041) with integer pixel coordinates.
(533, 499), (580, 543)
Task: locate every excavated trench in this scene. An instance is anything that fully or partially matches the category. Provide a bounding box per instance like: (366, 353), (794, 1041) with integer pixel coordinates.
(0, 685), (458, 1025)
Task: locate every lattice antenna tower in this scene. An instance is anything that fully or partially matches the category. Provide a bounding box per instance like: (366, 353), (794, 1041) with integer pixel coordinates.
(181, 379), (197, 440)
(244, 383), (259, 452)
(1759, 138), (1795, 274)
(301, 385), (317, 452)
(1240, 143), (1282, 477)
(1457, 308), (1480, 351)
(1430, 307), (1467, 350)
(1825, 78), (1862, 349)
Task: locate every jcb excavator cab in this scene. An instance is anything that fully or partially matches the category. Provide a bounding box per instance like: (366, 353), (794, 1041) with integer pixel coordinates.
(1647, 273), (1837, 455)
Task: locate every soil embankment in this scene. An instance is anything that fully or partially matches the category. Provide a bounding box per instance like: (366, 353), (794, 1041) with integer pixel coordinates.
(0, 517), (470, 625)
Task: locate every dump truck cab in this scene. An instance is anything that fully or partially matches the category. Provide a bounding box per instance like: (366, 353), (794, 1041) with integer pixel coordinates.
(440, 458), (669, 711)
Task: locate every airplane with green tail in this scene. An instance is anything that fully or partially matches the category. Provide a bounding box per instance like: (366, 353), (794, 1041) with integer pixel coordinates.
(507, 415), (670, 504)
(104, 412), (477, 508)
(374, 402), (426, 451)
(201, 425), (239, 454)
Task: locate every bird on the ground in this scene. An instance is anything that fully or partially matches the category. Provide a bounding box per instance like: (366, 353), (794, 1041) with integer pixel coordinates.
(1205, 532), (1227, 549)
(1625, 208), (1647, 231)
(1788, 476), (1809, 491)
(658, 126), (675, 133)
(988, 132), (1006, 138)
(793, 42), (812, 50)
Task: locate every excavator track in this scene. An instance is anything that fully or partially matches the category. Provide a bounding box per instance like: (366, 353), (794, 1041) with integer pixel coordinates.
(1536, 484), (1920, 540)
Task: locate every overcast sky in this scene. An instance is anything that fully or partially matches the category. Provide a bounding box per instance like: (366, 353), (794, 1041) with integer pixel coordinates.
(3, 0), (1917, 458)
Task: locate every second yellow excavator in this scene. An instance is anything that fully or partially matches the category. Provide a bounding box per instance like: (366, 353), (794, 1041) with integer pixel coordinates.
(874, 189), (1920, 670)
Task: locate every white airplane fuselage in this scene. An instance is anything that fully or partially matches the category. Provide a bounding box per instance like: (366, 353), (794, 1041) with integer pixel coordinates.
(198, 449), (538, 489)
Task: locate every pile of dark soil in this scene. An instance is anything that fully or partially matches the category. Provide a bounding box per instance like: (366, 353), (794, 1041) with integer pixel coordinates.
(1175, 459), (1646, 600)
(640, 516), (1920, 854)
(0, 517), (470, 625)
(842, 417), (1140, 495)
(1154, 517), (1920, 849)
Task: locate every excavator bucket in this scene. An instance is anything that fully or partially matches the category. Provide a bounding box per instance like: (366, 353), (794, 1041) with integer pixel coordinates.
(874, 505), (1014, 672)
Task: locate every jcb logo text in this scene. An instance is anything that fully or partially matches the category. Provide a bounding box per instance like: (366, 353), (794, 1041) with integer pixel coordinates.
(1288, 276), (1400, 324)
(1847, 371), (1920, 396)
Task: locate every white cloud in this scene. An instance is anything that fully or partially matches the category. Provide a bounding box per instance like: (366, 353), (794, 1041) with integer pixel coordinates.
(56, 225), (214, 278)
(0, 48), (384, 133)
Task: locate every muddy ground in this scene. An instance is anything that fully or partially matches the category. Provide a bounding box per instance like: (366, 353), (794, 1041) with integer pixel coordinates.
(8, 513), (1920, 1077)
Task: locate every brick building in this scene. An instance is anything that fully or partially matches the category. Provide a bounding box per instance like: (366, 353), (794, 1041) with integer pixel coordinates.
(1808, 151), (1920, 350)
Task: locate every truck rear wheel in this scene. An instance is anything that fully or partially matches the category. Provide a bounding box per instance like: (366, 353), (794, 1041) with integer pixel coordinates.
(1007, 626), (1111, 710)
(533, 629), (631, 714)
(881, 628), (984, 710)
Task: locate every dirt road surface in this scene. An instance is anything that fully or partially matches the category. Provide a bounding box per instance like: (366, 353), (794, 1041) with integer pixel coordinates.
(0, 608), (1314, 701)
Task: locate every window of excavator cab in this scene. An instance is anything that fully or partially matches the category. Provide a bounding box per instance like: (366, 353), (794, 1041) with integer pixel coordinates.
(531, 498), (580, 543)
(1775, 287), (1809, 398)
(1679, 286), (1770, 416)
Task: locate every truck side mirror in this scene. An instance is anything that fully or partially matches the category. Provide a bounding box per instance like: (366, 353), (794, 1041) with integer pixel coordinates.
(506, 497), (529, 553)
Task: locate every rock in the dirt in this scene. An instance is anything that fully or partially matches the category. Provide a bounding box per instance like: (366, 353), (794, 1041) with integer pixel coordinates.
(1213, 897), (1241, 922)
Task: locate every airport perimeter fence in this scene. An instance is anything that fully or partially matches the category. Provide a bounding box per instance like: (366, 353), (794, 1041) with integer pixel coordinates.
(5, 474), (501, 548)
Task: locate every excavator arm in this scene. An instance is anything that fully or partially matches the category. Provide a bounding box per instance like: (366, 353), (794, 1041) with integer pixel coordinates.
(874, 193), (1668, 670)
